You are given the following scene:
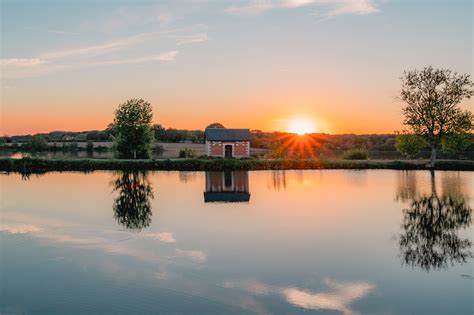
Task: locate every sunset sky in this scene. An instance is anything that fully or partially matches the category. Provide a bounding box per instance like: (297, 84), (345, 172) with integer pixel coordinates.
(1, 0), (472, 135)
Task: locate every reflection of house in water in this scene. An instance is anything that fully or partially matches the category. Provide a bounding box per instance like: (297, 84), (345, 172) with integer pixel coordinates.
(204, 171), (250, 202)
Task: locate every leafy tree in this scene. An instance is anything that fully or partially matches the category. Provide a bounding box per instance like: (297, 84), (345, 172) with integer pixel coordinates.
(441, 133), (472, 159)
(395, 133), (427, 158)
(206, 122), (225, 129)
(86, 130), (110, 141)
(399, 66), (473, 167)
(113, 99), (154, 159)
(164, 128), (186, 142)
(152, 124), (166, 141)
(105, 123), (117, 138)
(27, 135), (48, 151)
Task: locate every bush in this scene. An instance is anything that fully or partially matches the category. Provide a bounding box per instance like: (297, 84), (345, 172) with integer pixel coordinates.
(342, 149), (368, 160)
(441, 133), (472, 159)
(24, 136), (49, 151)
(178, 147), (196, 158)
(395, 133), (427, 158)
(270, 143), (288, 158)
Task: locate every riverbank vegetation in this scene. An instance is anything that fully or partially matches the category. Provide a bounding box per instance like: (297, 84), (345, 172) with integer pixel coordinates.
(1, 157), (473, 174)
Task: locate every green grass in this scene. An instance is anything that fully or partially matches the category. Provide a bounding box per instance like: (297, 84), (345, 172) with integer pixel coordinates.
(0, 157), (473, 173)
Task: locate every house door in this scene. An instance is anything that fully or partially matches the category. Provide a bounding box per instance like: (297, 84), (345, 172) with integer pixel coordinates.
(224, 145), (233, 158)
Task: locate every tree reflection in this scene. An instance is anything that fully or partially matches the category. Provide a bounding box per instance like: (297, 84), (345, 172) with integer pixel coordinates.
(271, 170), (287, 191)
(112, 171), (154, 230)
(398, 171), (472, 271)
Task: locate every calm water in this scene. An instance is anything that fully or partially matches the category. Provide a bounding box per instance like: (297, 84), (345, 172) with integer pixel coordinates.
(1, 170), (472, 315)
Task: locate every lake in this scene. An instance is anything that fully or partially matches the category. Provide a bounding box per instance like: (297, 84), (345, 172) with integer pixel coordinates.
(1, 170), (472, 314)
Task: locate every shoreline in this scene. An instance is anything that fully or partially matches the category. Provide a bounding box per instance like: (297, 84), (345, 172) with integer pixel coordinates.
(0, 157), (473, 173)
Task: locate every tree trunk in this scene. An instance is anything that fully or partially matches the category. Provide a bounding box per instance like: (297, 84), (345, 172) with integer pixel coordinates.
(427, 144), (436, 168)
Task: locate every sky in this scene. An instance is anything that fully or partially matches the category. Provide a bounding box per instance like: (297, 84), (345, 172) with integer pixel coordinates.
(0, 0), (472, 135)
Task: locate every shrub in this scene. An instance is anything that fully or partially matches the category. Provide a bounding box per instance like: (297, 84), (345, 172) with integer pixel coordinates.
(395, 133), (427, 158)
(26, 136), (49, 151)
(270, 143), (288, 158)
(342, 149), (368, 160)
(178, 147), (196, 158)
(441, 133), (472, 159)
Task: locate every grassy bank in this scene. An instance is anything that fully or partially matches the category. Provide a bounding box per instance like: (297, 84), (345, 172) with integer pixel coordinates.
(0, 157), (473, 173)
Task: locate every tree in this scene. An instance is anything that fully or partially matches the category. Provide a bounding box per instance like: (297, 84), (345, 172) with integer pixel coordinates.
(206, 122), (225, 129)
(441, 133), (472, 159)
(27, 135), (48, 151)
(395, 132), (427, 158)
(113, 99), (154, 159)
(399, 66), (473, 167)
(152, 124), (166, 141)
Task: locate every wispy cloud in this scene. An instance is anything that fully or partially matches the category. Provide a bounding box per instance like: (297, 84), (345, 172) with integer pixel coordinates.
(223, 277), (375, 315)
(223, 279), (274, 296)
(1, 58), (47, 67)
(226, 0), (380, 17)
(40, 33), (156, 60)
(145, 231), (177, 243)
(0, 223), (42, 234)
(91, 51), (178, 66)
(47, 29), (79, 35)
(80, 6), (175, 33)
(175, 249), (207, 263)
(177, 33), (209, 45)
(1, 24), (209, 79)
(282, 278), (375, 315)
(0, 31), (182, 78)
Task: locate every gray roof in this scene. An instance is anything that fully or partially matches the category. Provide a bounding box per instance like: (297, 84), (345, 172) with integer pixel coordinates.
(205, 128), (251, 141)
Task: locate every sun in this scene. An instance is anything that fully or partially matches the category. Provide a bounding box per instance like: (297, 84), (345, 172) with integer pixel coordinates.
(286, 118), (316, 135)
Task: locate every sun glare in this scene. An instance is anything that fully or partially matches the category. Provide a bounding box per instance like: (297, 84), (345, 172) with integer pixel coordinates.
(287, 118), (316, 135)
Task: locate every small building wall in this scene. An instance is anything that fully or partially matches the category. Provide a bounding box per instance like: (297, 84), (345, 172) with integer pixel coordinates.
(206, 141), (250, 157)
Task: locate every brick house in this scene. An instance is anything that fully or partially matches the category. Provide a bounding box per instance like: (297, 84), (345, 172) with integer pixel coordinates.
(205, 128), (251, 158)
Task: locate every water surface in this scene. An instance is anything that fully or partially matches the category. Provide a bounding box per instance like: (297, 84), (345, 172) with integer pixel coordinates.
(1, 170), (472, 314)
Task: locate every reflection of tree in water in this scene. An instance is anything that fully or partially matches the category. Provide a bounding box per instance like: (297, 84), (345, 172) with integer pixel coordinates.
(178, 171), (197, 183)
(395, 171), (419, 203)
(271, 170), (287, 191)
(398, 171), (472, 271)
(112, 171), (154, 230)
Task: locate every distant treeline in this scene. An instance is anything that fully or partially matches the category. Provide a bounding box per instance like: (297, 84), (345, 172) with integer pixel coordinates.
(0, 124), (204, 144)
(2, 127), (473, 158)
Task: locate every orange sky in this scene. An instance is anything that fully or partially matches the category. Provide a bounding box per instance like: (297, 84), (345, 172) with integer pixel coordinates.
(1, 1), (472, 136)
